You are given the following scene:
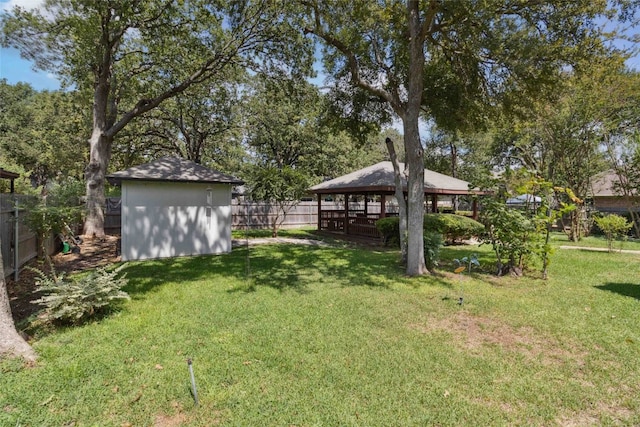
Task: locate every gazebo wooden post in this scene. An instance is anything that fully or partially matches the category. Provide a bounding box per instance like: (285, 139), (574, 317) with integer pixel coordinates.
(431, 194), (438, 213)
(364, 194), (369, 216)
(472, 198), (479, 220)
(317, 194), (322, 231)
(380, 194), (386, 218)
(344, 193), (350, 234)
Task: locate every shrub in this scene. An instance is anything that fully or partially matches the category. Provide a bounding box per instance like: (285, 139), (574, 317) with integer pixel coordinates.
(480, 200), (537, 276)
(594, 214), (633, 252)
(376, 217), (401, 246)
(21, 177), (85, 260)
(423, 214), (484, 244)
(32, 265), (130, 324)
(376, 214), (484, 247)
(375, 217), (442, 269)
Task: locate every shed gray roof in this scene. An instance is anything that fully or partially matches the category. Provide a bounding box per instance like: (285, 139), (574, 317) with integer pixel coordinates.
(107, 157), (244, 185)
(309, 161), (480, 195)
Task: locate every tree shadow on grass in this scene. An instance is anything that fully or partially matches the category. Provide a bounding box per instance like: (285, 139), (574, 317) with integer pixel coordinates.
(122, 243), (451, 298)
(121, 251), (247, 297)
(229, 244), (402, 293)
(595, 282), (640, 300)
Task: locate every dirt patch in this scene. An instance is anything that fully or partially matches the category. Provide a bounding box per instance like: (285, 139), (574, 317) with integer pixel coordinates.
(556, 401), (634, 426)
(6, 235), (120, 325)
(153, 413), (188, 427)
(409, 311), (585, 366)
(51, 235), (121, 274)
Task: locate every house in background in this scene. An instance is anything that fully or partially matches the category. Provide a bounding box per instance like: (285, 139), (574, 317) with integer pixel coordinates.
(107, 157), (243, 261)
(590, 170), (640, 214)
(506, 194), (542, 209)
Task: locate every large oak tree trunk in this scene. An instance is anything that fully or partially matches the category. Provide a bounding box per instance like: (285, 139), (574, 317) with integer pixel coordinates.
(402, 1), (427, 276)
(83, 75), (114, 237)
(403, 117), (427, 276)
(84, 131), (112, 237)
(0, 236), (36, 361)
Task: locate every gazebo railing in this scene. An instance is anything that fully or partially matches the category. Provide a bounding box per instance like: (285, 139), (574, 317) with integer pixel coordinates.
(320, 209), (382, 238)
(320, 209), (346, 232)
(348, 213), (380, 237)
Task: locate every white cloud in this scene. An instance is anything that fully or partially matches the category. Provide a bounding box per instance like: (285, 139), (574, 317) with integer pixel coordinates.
(1, 0), (45, 12)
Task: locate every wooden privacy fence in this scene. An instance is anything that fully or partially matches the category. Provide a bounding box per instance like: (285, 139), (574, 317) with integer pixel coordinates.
(104, 199), (388, 234)
(232, 200), (321, 230)
(1, 195), (39, 279)
(232, 200), (393, 230)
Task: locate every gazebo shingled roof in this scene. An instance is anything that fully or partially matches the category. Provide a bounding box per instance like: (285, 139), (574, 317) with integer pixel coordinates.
(309, 161), (481, 195)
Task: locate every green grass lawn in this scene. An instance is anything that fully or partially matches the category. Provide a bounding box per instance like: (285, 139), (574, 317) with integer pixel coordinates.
(549, 231), (640, 251)
(2, 238), (640, 426)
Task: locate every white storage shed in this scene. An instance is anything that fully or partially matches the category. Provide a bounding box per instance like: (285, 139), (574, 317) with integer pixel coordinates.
(107, 157), (243, 261)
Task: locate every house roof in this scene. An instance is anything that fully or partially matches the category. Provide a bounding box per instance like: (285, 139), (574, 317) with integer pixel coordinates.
(107, 157), (244, 185)
(506, 194), (541, 205)
(590, 170), (634, 197)
(309, 161), (483, 195)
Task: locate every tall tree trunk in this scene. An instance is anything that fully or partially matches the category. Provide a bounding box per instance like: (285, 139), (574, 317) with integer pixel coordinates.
(84, 132), (112, 237)
(403, 1), (427, 276)
(386, 138), (408, 264)
(403, 117), (427, 275)
(0, 236), (36, 361)
(84, 77), (114, 237)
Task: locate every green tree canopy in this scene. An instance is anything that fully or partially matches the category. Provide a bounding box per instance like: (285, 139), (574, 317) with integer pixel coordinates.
(0, 80), (87, 188)
(2, 0), (314, 236)
(302, 0), (629, 275)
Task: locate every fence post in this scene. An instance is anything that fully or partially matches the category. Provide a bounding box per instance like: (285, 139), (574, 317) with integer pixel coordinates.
(14, 202), (19, 282)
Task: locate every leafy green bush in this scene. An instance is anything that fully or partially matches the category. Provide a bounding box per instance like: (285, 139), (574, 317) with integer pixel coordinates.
(376, 214), (484, 247)
(46, 177), (85, 207)
(424, 214), (485, 244)
(21, 177), (85, 260)
(375, 217), (442, 269)
(594, 214), (633, 252)
(480, 199), (537, 276)
(423, 231), (443, 271)
(32, 265), (130, 324)
(376, 217), (400, 246)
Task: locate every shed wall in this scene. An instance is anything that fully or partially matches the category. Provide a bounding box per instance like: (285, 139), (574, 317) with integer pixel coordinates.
(121, 181), (232, 261)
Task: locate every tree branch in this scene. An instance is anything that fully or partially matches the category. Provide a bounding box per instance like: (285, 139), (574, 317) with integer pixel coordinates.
(303, 2), (401, 113)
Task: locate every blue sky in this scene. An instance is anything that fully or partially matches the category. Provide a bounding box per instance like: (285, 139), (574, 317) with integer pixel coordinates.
(1, 0), (638, 92)
(1, 46), (61, 90)
(0, 0), (61, 90)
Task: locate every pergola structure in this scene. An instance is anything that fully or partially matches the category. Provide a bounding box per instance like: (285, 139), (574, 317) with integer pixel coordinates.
(0, 168), (19, 194)
(309, 161), (487, 239)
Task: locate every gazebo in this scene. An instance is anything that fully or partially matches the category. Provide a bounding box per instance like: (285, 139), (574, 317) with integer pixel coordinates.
(309, 161), (486, 239)
(0, 168), (19, 194)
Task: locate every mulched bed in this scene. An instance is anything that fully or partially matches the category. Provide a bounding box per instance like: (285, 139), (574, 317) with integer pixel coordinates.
(6, 235), (120, 325)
